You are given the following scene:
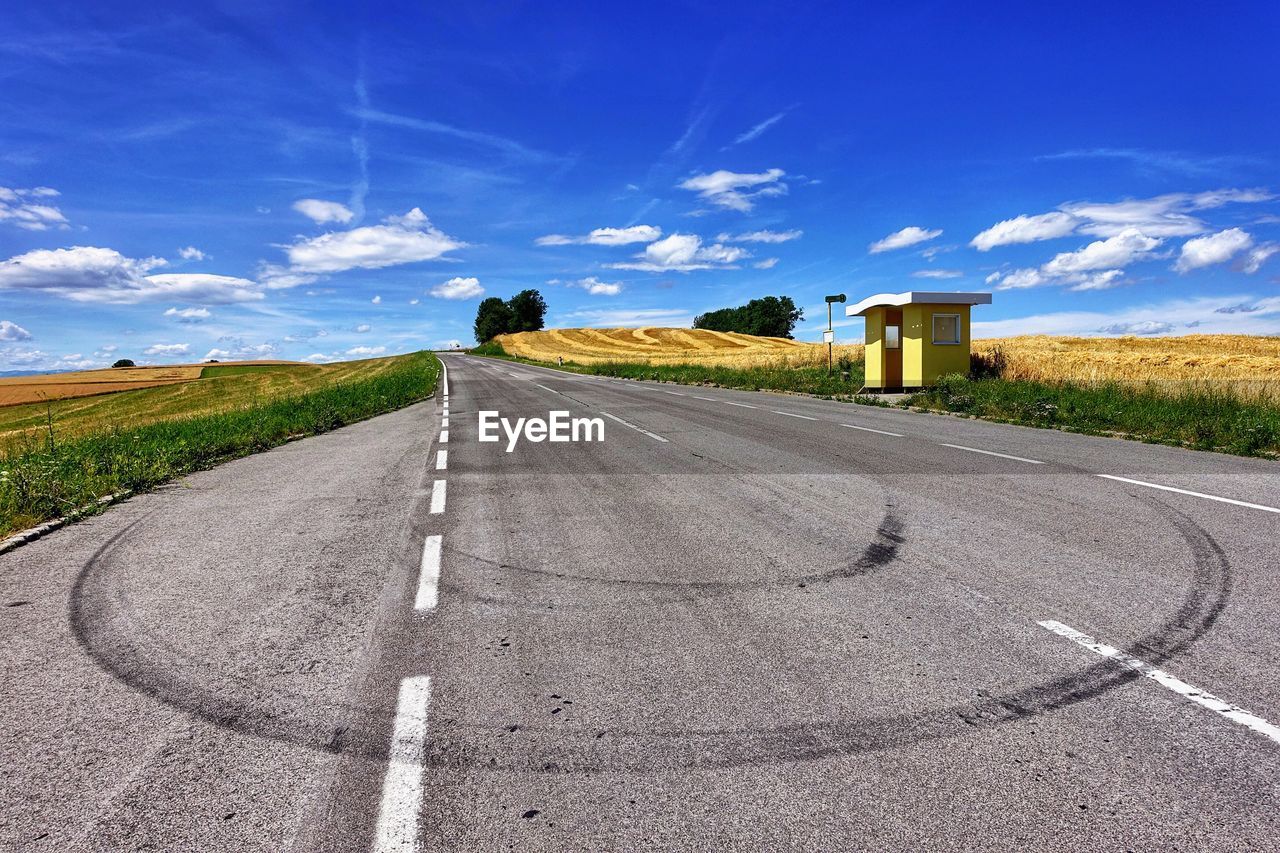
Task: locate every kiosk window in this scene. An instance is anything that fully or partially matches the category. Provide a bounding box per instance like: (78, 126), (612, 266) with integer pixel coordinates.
(932, 314), (960, 345)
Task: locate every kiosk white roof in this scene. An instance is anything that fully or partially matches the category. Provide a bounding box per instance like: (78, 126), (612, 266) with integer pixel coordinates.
(846, 291), (992, 317)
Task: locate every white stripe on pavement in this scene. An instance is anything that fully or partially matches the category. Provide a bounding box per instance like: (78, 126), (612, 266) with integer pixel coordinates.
(841, 423), (904, 437)
(439, 430), (449, 444)
(440, 417), (449, 428)
(600, 411), (669, 443)
(773, 410), (818, 421)
(723, 401), (757, 409)
(430, 479), (447, 514)
(372, 675), (433, 853)
(435, 449), (447, 471)
(1039, 620), (1280, 745)
(1097, 474), (1280, 515)
(940, 443), (1044, 464)
(415, 535), (442, 612)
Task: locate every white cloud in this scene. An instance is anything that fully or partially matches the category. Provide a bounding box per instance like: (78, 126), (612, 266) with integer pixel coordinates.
(409, 298), (420, 305)
(346, 345), (387, 357)
(371, 294), (381, 304)
(0, 347), (50, 367)
(868, 226), (942, 254)
(0, 186), (69, 231)
(304, 352), (338, 363)
(1042, 228), (1162, 276)
(0, 320), (32, 341)
(678, 168), (787, 212)
(0, 246), (264, 304)
(972, 188), (1274, 251)
(987, 268), (1046, 290)
(281, 208), (464, 275)
(355, 323), (371, 333)
(753, 257), (779, 269)
(1066, 270), (1126, 292)
(972, 294), (1280, 338)
(430, 276), (484, 299)
(1175, 227), (1253, 273)
(204, 342), (279, 361)
(557, 307), (696, 327)
(143, 343), (190, 357)
(178, 246), (207, 261)
(970, 212), (1077, 251)
(1243, 243), (1280, 274)
(534, 225), (661, 246)
(730, 111), (788, 146)
(717, 229), (802, 244)
(911, 269), (963, 279)
(607, 233), (748, 272)
(1098, 320), (1175, 336)
(571, 276), (622, 296)
(292, 198), (355, 225)
(164, 306), (211, 322)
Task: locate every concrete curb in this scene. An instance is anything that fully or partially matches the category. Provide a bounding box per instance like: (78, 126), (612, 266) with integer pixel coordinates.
(0, 490), (132, 556)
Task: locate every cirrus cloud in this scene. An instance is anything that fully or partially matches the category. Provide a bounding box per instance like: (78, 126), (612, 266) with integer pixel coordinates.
(535, 225), (661, 247)
(0, 186), (68, 231)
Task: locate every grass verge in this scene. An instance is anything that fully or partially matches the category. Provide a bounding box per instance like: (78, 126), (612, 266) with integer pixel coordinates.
(470, 341), (877, 400)
(907, 374), (1280, 457)
(0, 351), (440, 537)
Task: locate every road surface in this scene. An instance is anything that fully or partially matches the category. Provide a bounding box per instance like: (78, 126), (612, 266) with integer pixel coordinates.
(4, 352), (1280, 851)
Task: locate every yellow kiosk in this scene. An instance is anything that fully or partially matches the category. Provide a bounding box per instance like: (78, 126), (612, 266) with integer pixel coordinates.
(848, 291), (991, 391)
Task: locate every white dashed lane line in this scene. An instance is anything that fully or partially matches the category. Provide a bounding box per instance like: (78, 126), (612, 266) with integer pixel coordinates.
(415, 535), (442, 612)
(841, 423), (904, 437)
(430, 478), (446, 514)
(1040, 620), (1280, 745)
(439, 429), (449, 444)
(723, 401), (757, 409)
(600, 411), (669, 443)
(773, 410), (818, 421)
(939, 443), (1044, 465)
(1097, 474), (1280, 515)
(435, 450), (447, 471)
(373, 675), (433, 853)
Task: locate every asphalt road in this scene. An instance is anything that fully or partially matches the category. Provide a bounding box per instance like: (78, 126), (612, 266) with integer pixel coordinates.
(5, 352), (1280, 851)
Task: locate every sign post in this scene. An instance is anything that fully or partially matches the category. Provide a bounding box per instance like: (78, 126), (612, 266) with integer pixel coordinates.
(824, 294), (846, 375)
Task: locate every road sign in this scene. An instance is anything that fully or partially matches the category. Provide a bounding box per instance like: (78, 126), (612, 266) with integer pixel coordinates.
(822, 330), (834, 343)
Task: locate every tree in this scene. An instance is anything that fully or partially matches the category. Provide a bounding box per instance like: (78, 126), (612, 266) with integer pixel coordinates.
(111, 358), (136, 368)
(474, 297), (515, 343)
(693, 295), (804, 338)
(507, 289), (547, 333)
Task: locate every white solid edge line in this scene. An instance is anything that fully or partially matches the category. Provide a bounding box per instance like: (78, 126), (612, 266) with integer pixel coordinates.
(435, 449), (447, 471)
(773, 410), (818, 421)
(429, 479), (447, 514)
(372, 675), (432, 853)
(415, 535), (442, 611)
(1097, 474), (1280, 515)
(841, 424), (904, 437)
(534, 383), (559, 394)
(1038, 620), (1280, 745)
(439, 430), (449, 444)
(600, 411), (669, 443)
(723, 401), (757, 409)
(940, 443), (1044, 464)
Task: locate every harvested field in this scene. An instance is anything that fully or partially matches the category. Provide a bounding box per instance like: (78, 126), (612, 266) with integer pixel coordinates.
(496, 327), (864, 368)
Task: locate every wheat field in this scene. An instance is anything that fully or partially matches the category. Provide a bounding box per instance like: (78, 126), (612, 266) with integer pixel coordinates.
(496, 328), (865, 368)
(496, 328), (1280, 394)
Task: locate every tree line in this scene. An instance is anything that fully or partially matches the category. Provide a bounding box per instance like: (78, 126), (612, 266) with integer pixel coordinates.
(474, 289), (548, 342)
(693, 295), (803, 339)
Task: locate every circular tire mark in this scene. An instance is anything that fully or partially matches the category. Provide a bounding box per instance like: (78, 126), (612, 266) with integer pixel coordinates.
(70, 494), (1231, 770)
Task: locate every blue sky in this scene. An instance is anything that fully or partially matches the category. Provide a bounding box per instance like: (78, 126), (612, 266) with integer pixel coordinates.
(2, 2), (1279, 370)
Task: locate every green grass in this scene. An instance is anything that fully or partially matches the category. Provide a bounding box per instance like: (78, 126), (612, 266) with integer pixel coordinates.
(0, 351), (440, 537)
(470, 341), (874, 399)
(908, 373), (1280, 457)
(199, 363), (296, 378)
